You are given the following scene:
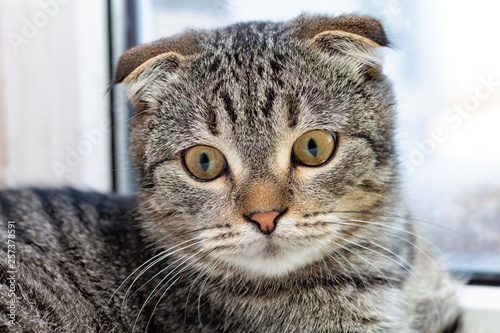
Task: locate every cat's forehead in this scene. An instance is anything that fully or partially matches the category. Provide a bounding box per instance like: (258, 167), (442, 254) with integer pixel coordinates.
(178, 25), (334, 129)
(177, 45), (326, 159)
(199, 20), (286, 50)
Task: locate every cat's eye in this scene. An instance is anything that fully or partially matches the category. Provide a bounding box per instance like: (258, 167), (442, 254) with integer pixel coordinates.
(292, 130), (336, 166)
(183, 145), (226, 180)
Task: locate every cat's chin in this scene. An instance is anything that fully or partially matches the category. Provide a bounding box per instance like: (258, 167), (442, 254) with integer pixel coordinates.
(223, 240), (326, 278)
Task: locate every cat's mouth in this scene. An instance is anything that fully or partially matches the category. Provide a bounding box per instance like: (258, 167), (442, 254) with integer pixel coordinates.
(220, 236), (326, 278)
(201, 217), (331, 277)
(261, 239), (283, 258)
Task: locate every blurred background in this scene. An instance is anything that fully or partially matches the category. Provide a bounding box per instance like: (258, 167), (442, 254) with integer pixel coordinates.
(0, 0), (499, 302)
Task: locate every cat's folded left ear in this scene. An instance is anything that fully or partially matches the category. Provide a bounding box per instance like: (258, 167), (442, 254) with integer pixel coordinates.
(112, 33), (202, 84)
(111, 32), (203, 105)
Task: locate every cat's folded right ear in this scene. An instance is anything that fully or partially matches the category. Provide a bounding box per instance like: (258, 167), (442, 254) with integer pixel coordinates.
(291, 14), (390, 78)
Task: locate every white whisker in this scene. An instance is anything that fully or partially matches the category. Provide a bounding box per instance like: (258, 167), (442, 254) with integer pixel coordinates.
(324, 247), (362, 301)
(184, 253), (214, 325)
(329, 238), (394, 289)
(127, 240), (204, 300)
(335, 233), (441, 321)
(198, 258), (221, 333)
(109, 237), (202, 324)
(330, 220), (440, 268)
(338, 217), (447, 262)
(145, 249), (206, 332)
(130, 239), (203, 332)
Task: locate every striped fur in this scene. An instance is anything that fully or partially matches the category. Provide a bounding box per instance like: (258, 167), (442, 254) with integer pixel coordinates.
(1, 14), (462, 332)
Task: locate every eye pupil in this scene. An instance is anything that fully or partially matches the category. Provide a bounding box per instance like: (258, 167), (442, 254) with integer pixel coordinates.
(184, 145), (225, 181)
(199, 152), (210, 172)
(292, 130), (336, 167)
(307, 138), (318, 157)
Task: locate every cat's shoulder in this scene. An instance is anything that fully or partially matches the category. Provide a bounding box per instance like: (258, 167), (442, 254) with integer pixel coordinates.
(0, 187), (139, 244)
(0, 187), (135, 216)
(0, 189), (141, 332)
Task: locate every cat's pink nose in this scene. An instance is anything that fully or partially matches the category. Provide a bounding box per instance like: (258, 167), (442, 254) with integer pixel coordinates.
(248, 211), (281, 235)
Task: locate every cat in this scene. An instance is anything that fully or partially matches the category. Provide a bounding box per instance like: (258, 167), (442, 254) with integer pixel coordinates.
(0, 14), (463, 332)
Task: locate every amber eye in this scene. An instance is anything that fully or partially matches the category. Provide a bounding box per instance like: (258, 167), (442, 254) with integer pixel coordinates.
(292, 130), (336, 166)
(183, 146), (226, 180)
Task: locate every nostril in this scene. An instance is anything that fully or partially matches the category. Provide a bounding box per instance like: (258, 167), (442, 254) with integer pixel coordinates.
(246, 209), (287, 235)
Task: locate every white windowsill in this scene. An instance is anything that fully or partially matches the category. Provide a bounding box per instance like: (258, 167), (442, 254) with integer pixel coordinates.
(459, 285), (500, 333)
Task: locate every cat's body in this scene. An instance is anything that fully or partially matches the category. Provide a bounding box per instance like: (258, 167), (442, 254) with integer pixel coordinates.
(0, 189), (460, 333)
(1, 14), (462, 332)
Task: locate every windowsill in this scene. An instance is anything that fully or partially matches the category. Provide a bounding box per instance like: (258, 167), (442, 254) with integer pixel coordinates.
(459, 285), (500, 332)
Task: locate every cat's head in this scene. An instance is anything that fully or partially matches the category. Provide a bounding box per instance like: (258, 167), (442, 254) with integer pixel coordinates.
(114, 14), (397, 279)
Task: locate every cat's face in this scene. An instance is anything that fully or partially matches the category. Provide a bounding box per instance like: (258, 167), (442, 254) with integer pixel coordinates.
(117, 15), (397, 279)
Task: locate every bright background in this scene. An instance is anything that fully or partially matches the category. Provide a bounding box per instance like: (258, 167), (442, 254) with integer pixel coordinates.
(1, 1), (500, 331)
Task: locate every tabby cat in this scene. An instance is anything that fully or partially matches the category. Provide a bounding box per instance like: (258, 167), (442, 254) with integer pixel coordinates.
(0, 14), (462, 332)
